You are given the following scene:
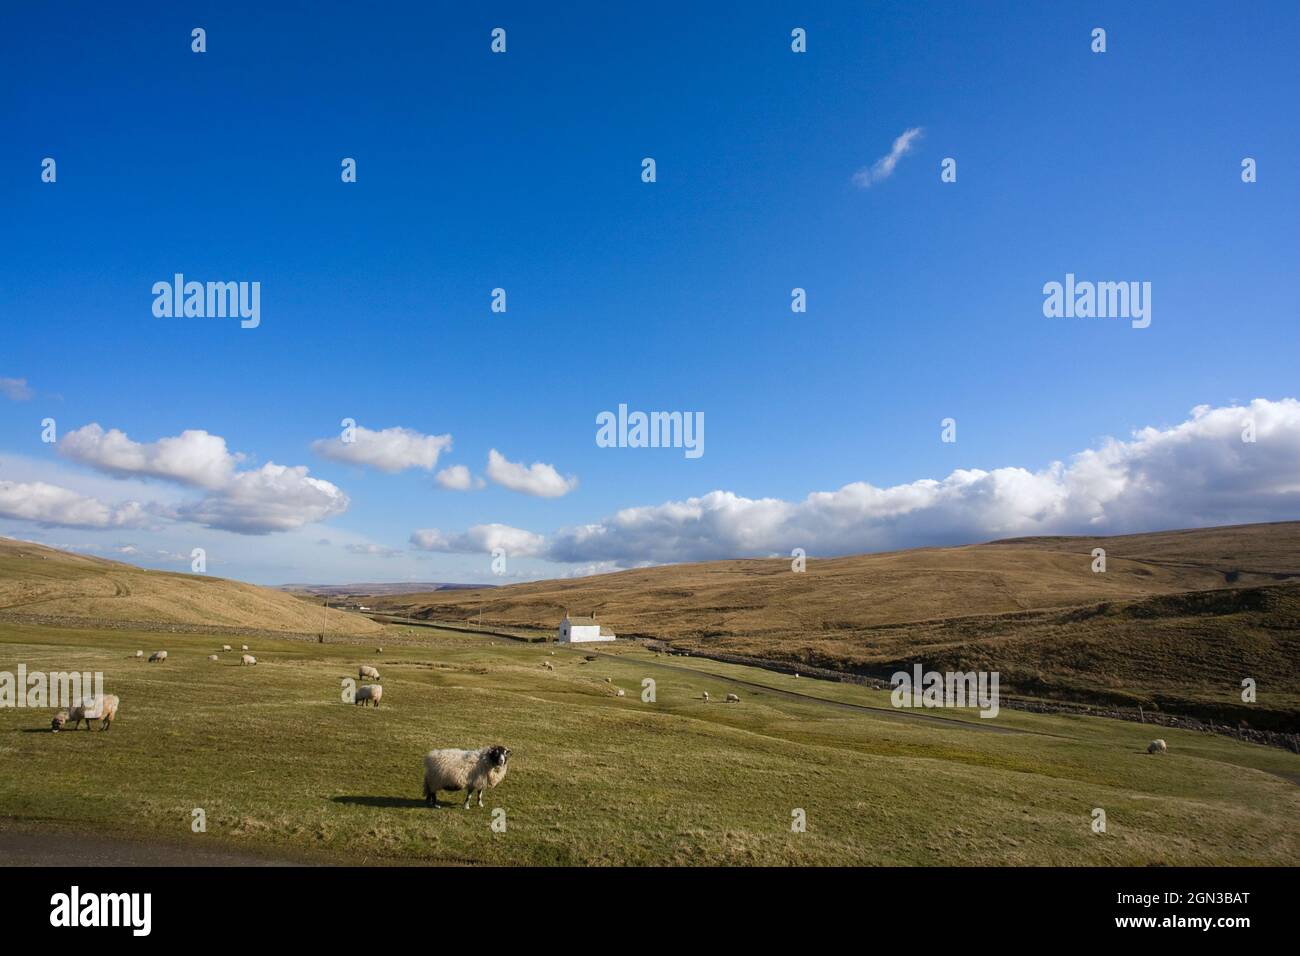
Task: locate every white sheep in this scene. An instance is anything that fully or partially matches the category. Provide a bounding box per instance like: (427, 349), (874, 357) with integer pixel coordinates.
(726, 693), (740, 703)
(148, 651), (167, 663)
(1147, 739), (1168, 754)
(134, 650), (144, 659)
(51, 695), (120, 732)
(241, 654), (257, 666)
(359, 665), (380, 681)
(241, 644), (249, 652)
(208, 654), (219, 662)
(616, 688), (626, 697)
(542, 661), (554, 671)
(354, 684), (383, 708)
(222, 645), (232, 652)
(702, 691), (710, 702)
(422, 746), (511, 809)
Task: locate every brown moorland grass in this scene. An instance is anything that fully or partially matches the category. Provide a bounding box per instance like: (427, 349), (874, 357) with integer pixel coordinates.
(370, 522), (1300, 719)
(0, 537), (382, 638)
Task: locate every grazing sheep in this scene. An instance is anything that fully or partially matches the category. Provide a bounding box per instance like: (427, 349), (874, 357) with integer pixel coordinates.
(359, 665), (380, 681)
(542, 661), (554, 671)
(134, 650), (144, 659)
(354, 684), (383, 707)
(422, 745), (511, 809)
(241, 654), (257, 666)
(616, 688), (626, 697)
(148, 651), (167, 663)
(208, 654), (219, 662)
(1147, 739), (1168, 754)
(52, 695), (120, 732)
(377, 647), (383, 654)
(222, 645), (232, 652)
(726, 693), (740, 703)
(702, 691), (710, 702)
(241, 644), (249, 651)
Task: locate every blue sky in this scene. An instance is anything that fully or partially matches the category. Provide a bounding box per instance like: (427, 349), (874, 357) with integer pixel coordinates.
(2, 1), (1298, 584)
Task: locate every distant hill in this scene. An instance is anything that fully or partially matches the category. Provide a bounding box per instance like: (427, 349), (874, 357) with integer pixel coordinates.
(367, 522), (1300, 722)
(0, 537), (383, 637)
(279, 582), (493, 598)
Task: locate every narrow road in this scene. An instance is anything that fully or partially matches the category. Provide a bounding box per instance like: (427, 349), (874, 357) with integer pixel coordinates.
(0, 825), (307, 867)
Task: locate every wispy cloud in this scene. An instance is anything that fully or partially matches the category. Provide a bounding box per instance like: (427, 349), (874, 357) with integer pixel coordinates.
(852, 126), (923, 188)
(0, 377), (34, 401)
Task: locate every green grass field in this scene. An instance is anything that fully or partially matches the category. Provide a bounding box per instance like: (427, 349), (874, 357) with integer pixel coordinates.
(2, 622), (1298, 866)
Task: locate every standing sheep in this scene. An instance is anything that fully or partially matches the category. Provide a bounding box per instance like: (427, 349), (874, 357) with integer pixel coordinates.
(148, 651), (167, 663)
(241, 654), (257, 666)
(359, 665), (380, 682)
(355, 684), (383, 707)
(241, 644), (249, 652)
(1147, 739), (1168, 754)
(702, 691), (709, 702)
(208, 654), (219, 662)
(134, 650), (144, 659)
(222, 645), (232, 652)
(422, 746), (511, 809)
(726, 693), (740, 703)
(51, 695), (120, 732)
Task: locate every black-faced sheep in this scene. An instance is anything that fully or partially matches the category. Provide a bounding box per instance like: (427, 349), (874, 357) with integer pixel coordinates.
(51, 695), (120, 732)
(726, 693), (740, 703)
(148, 651), (167, 663)
(355, 684), (382, 707)
(422, 746), (511, 809)
(1148, 739), (1168, 754)
(359, 665), (380, 681)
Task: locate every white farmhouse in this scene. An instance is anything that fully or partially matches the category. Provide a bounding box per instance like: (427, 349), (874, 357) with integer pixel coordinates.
(557, 611), (616, 643)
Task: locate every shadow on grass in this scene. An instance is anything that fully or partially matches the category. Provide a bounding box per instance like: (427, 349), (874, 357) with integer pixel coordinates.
(331, 795), (428, 809)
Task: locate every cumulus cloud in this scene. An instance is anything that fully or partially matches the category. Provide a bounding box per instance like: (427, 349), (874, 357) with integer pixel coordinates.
(174, 463), (348, 534)
(485, 449), (577, 498)
(60, 424), (240, 489)
(410, 523), (547, 557)
(57, 424), (347, 534)
(419, 399), (1300, 568)
(312, 425), (452, 473)
(435, 464), (483, 491)
(852, 126), (923, 188)
(0, 378), (34, 401)
(0, 480), (148, 529)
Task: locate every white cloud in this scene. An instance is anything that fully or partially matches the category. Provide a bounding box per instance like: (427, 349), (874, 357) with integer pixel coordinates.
(485, 449), (577, 498)
(345, 542), (404, 557)
(420, 399), (1300, 568)
(312, 425), (452, 473)
(435, 464), (482, 491)
(60, 424), (239, 489)
(56, 425), (348, 534)
(410, 523), (547, 557)
(0, 377), (34, 401)
(0, 480), (148, 529)
(174, 463), (349, 534)
(852, 126), (923, 188)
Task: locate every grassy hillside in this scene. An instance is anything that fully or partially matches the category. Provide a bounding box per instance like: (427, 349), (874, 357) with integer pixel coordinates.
(371, 522), (1300, 718)
(0, 537), (382, 638)
(1, 621), (1297, 865)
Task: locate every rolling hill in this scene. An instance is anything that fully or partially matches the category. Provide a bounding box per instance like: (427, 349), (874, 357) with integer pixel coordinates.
(0, 537), (382, 637)
(368, 522), (1300, 722)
